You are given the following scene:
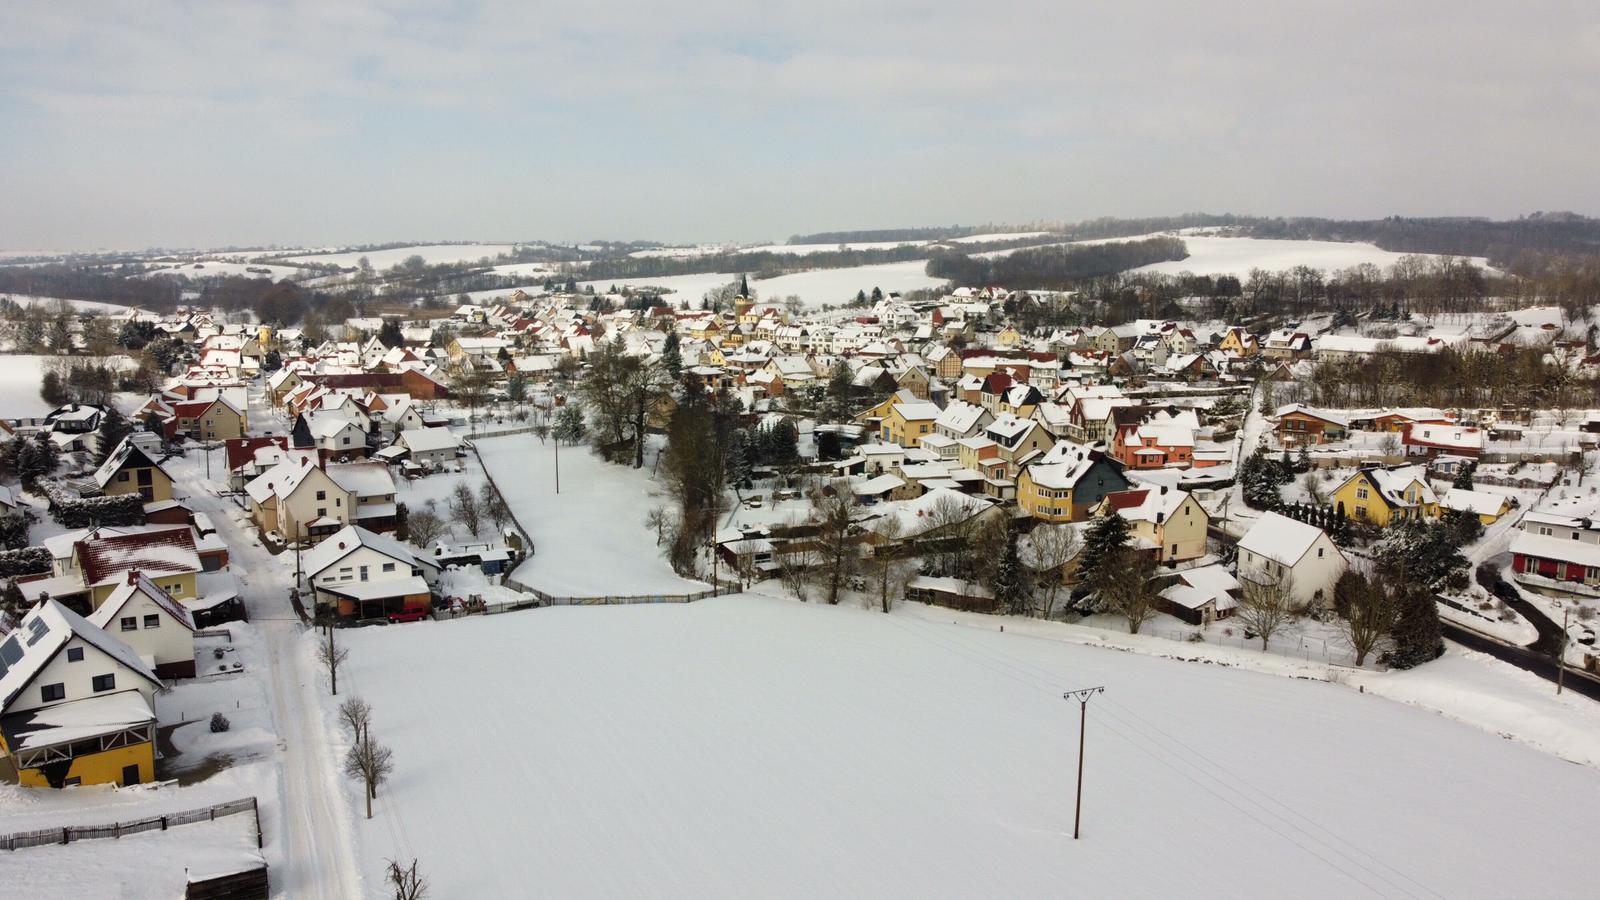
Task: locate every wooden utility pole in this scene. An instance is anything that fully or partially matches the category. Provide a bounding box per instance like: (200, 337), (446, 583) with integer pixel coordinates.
(1558, 607), (1570, 696)
(1064, 686), (1105, 840)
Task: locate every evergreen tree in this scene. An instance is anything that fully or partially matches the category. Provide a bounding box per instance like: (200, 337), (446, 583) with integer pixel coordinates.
(553, 404), (587, 445)
(660, 332), (683, 382)
(766, 418), (800, 465)
(1074, 513), (1129, 609)
(1296, 444), (1311, 473)
(0, 579), (29, 630)
(815, 429), (842, 461)
(825, 363), (854, 420)
(855, 290), (867, 305)
(48, 316), (71, 353)
(94, 406), (133, 465)
(1451, 460), (1478, 490)
(989, 525), (1030, 615)
(724, 430), (753, 489)
(33, 431), (59, 479)
(870, 286), (883, 303)
(39, 370), (67, 407)
(262, 349), (283, 373)
(1387, 584), (1444, 669)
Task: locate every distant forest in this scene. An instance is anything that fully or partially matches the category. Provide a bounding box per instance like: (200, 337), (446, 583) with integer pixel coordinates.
(786, 226), (989, 244)
(926, 236), (1188, 290)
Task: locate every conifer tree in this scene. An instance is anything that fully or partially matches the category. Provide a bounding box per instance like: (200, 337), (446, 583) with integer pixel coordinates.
(95, 407), (133, 466)
(660, 332), (683, 382)
(988, 525), (1030, 616)
(1074, 512), (1129, 610)
(1387, 584), (1444, 669)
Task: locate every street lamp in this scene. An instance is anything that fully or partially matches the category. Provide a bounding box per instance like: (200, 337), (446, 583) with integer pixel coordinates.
(1064, 686), (1105, 840)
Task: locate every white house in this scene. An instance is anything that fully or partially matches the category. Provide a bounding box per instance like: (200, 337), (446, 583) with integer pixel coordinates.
(86, 571), (199, 679)
(301, 525), (441, 620)
(1235, 511), (1348, 607)
(393, 427), (461, 467)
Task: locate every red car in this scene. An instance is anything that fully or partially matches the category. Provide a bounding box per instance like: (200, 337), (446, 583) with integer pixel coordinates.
(387, 610), (430, 624)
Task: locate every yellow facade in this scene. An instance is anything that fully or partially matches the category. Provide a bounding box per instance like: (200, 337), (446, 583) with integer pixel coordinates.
(1219, 329), (1257, 356)
(101, 463), (174, 503)
(6, 739), (154, 789)
(1018, 469), (1075, 522)
(881, 406), (935, 448)
(1331, 472), (1439, 527)
(90, 571), (196, 608)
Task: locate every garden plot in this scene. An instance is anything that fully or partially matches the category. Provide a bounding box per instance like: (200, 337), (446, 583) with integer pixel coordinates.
(475, 433), (707, 597)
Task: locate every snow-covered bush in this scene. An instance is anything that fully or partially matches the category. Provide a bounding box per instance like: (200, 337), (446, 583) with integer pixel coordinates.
(209, 712), (231, 733)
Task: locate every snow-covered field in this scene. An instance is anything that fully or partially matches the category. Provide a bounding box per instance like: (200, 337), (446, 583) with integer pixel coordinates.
(753, 260), (946, 307)
(141, 261), (302, 281)
(0, 354), (66, 417)
(476, 434), (707, 597)
(577, 271), (744, 307)
(1, 293), (139, 315)
(1133, 235), (1494, 276)
(323, 592), (1600, 898)
(278, 243), (519, 270)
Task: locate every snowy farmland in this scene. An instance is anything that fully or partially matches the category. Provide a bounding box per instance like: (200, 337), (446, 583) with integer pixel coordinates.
(1131, 235), (1495, 276)
(323, 593), (1600, 899)
(578, 261), (948, 310)
(278, 243), (519, 270)
(476, 433), (707, 597)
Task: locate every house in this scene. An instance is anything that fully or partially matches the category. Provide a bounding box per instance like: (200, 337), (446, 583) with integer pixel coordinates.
(293, 411), (370, 459)
(1235, 512), (1348, 607)
(393, 426), (461, 468)
(1217, 327), (1259, 357)
(1156, 565), (1239, 626)
(879, 400), (941, 449)
(1017, 444), (1131, 522)
(327, 463), (401, 533)
(1330, 465), (1440, 527)
(1440, 488), (1514, 525)
(92, 438), (175, 503)
(86, 571), (198, 678)
(245, 453), (356, 543)
(984, 414), (1056, 472)
(170, 397), (246, 442)
(1402, 423), (1484, 460)
(301, 525), (440, 620)
(0, 600), (163, 788)
(1272, 404), (1349, 448)
(72, 527), (203, 607)
(1098, 485), (1209, 562)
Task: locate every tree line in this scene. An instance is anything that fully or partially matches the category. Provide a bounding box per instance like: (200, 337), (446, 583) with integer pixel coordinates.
(925, 236), (1189, 291)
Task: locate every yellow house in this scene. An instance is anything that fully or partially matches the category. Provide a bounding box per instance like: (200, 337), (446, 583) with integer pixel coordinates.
(1017, 447), (1132, 522)
(1218, 327), (1259, 357)
(0, 600), (163, 788)
(1331, 465), (1440, 527)
(174, 397), (246, 442)
(1440, 488), (1513, 526)
(881, 400), (941, 448)
(1098, 486), (1210, 562)
(74, 528), (203, 607)
(994, 324), (1023, 349)
(92, 438), (175, 502)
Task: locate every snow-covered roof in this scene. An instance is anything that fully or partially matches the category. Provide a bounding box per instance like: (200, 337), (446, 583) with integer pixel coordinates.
(1441, 488), (1510, 517)
(396, 426), (460, 454)
(92, 437), (169, 490)
(1237, 511), (1333, 567)
(301, 525), (438, 579)
(0, 599), (162, 712)
(88, 571), (197, 633)
(1103, 486), (1195, 524)
(76, 527), (201, 586)
(326, 462), (396, 498)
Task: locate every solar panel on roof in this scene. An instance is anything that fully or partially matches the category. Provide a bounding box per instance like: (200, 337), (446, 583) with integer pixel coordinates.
(25, 618), (49, 646)
(0, 636), (21, 671)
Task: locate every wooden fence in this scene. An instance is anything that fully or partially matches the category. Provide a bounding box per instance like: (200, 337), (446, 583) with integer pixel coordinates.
(0, 796), (261, 852)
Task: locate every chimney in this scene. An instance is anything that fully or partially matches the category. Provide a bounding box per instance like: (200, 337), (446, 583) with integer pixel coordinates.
(1160, 485), (1168, 494)
(127, 570), (140, 585)
(1156, 512), (1164, 524)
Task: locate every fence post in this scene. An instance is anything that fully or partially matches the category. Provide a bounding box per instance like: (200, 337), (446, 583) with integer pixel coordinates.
(161, 816), (167, 831)
(61, 828), (69, 845)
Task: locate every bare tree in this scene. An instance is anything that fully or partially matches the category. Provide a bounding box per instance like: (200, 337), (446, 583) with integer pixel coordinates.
(344, 739), (395, 819)
(1333, 570), (1395, 666)
(318, 631), (349, 696)
(1377, 432), (1400, 458)
(644, 507), (670, 546)
(775, 545), (814, 602)
(1236, 573), (1298, 651)
(338, 696), (372, 746)
(1100, 548), (1157, 634)
(866, 517), (907, 613)
(480, 481), (511, 535)
(808, 479), (859, 605)
(407, 508), (446, 548)
(924, 494), (979, 575)
(1024, 524), (1081, 619)
(1300, 470), (1326, 506)
(386, 858), (429, 900)
(449, 482), (482, 538)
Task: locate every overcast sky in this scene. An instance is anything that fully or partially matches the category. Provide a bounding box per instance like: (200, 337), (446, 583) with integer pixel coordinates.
(1, 1), (1596, 251)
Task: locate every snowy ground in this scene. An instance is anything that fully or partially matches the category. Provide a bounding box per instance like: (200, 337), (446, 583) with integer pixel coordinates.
(1134, 235), (1494, 276)
(475, 434), (707, 597)
(751, 260), (948, 308)
(277, 244), (519, 270)
(576, 271), (744, 307)
(1, 293), (141, 314)
(141, 261), (303, 281)
(0, 354), (84, 417)
(320, 592), (1600, 899)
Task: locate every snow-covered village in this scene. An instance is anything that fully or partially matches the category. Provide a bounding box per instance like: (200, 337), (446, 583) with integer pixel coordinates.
(4, 3), (1600, 898)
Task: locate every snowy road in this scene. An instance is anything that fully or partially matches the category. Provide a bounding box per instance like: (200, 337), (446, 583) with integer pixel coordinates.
(167, 445), (364, 898)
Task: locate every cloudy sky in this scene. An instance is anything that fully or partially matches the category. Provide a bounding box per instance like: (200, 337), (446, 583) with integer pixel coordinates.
(1, 1), (1596, 251)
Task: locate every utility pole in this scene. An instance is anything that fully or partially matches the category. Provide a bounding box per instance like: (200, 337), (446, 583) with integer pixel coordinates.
(327, 623), (338, 696)
(1557, 607), (1570, 696)
(1064, 686), (1105, 840)
(554, 433), (561, 494)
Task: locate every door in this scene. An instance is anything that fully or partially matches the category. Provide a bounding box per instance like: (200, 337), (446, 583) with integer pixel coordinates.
(122, 764), (141, 786)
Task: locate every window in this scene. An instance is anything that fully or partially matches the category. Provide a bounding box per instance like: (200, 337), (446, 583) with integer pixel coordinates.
(1316, 547), (1324, 558)
(1170, 544), (1177, 556)
(118, 471), (130, 482)
(92, 673), (116, 693)
(382, 562), (396, 573)
(1355, 486), (1369, 500)
(120, 616), (138, 632)
(67, 647), (84, 662)
(359, 566), (369, 582)
(316, 490), (327, 500)
(144, 614), (160, 629)
(41, 683), (65, 702)
(317, 508), (326, 518)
